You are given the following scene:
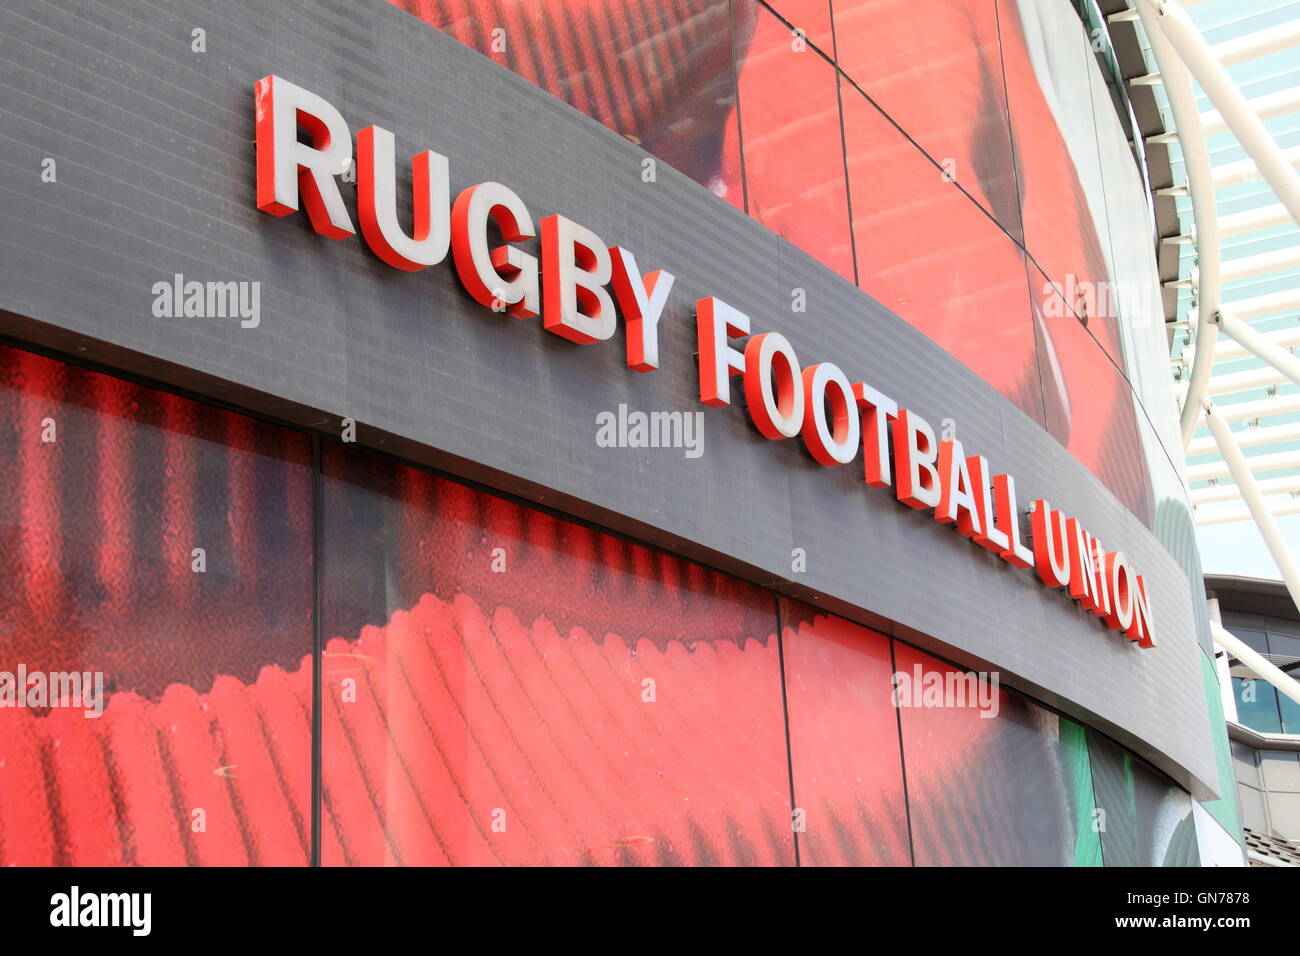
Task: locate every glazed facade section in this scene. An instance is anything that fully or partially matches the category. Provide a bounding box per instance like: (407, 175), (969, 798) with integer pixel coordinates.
(1223, 615), (1300, 737)
(0, 344), (1200, 866)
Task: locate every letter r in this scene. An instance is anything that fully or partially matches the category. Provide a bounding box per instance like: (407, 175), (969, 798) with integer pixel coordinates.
(255, 74), (354, 239)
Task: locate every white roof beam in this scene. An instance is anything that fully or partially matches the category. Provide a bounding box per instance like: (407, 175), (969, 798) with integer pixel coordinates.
(1146, 0), (1300, 225)
(1207, 365), (1289, 396)
(1133, 19), (1300, 84)
(1166, 246), (1300, 287)
(1205, 392), (1300, 423)
(1181, 326), (1300, 364)
(1154, 147), (1300, 195)
(1218, 203), (1293, 238)
(1203, 402), (1300, 613)
(1215, 146), (1300, 190)
(1188, 449), (1298, 482)
(1136, 0), (1224, 449)
(1188, 421), (1300, 456)
(1189, 288), (1300, 322)
(1212, 21), (1300, 68)
(1149, 88), (1300, 144)
(1214, 309), (1300, 388)
(1193, 474), (1300, 504)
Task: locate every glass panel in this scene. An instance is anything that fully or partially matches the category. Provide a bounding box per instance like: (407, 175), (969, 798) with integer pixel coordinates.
(1271, 630), (1300, 735)
(0, 344), (313, 866)
(832, 0), (1023, 240)
(1277, 692), (1300, 736)
(779, 599), (911, 865)
(1032, 258), (1155, 525)
(892, 643), (1099, 865)
(320, 444), (794, 865)
(1265, 630), (1300, 660)
(1232, 677), (1284, 736)
(1085, 728), (1201, 866)
(842, 81), (1046, 426)
(1230, 627), (1270, 654)
(734, 3), (856, 281)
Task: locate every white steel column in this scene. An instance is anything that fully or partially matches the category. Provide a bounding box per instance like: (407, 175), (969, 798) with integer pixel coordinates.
(1204, 401), (1300, 613)
(1134, 0), (1221, 448)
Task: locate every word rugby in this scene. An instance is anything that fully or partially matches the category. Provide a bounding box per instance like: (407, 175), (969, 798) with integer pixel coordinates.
(253, 74), (1155, 650)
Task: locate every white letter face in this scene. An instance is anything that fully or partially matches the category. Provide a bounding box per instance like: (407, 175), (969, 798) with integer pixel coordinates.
(751, 332), (804, 438)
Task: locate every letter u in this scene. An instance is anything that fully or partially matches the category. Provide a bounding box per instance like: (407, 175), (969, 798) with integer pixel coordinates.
(357, 125), (450, 271)
(1031, 500), (1071, 589)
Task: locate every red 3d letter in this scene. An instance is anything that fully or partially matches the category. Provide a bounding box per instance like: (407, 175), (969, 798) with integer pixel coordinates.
(542, 215), (616, 344)
(936, 440), (981, 536)
(802, 363), (860, 466)
(966, 455), (1010, 555)
(993, 474), (1034, 568)
(255, 74), (354, 239)
(1065, 517), (1097, 610)
(852, 382), (897, 488)
(696, 298), (749, 406)
(609, 248), (674, 372)
(450, 182), (539, 318)
(356, 125), (450, 271)
(1088, 535), (1112, 619)
(1127, 573), (1155, 648)
(894, 408), (941, 509)
(744, 333), (803, 439)
(1104, 551), (1136, 635)
(1031, 500), (1071, 589)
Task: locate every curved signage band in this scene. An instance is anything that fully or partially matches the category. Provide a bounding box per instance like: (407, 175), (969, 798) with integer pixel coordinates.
(256, 72), (1158, 651)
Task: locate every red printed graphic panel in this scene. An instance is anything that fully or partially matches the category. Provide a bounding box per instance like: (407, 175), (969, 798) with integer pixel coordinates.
(997, 0), (1122, 365)
(894, 643), (1086, 866)
(392, 0), (746, 209)
(768, 0), (835, 55)
(833, 0), (1022, 239)
(1032, 260), (1153, 526)
(841, 82), (1045, 426)
(320, 445), (795, 865)
(733, 4), (856, 281)
(0, 344), (313, 866)
(780, 600), (912, 866)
